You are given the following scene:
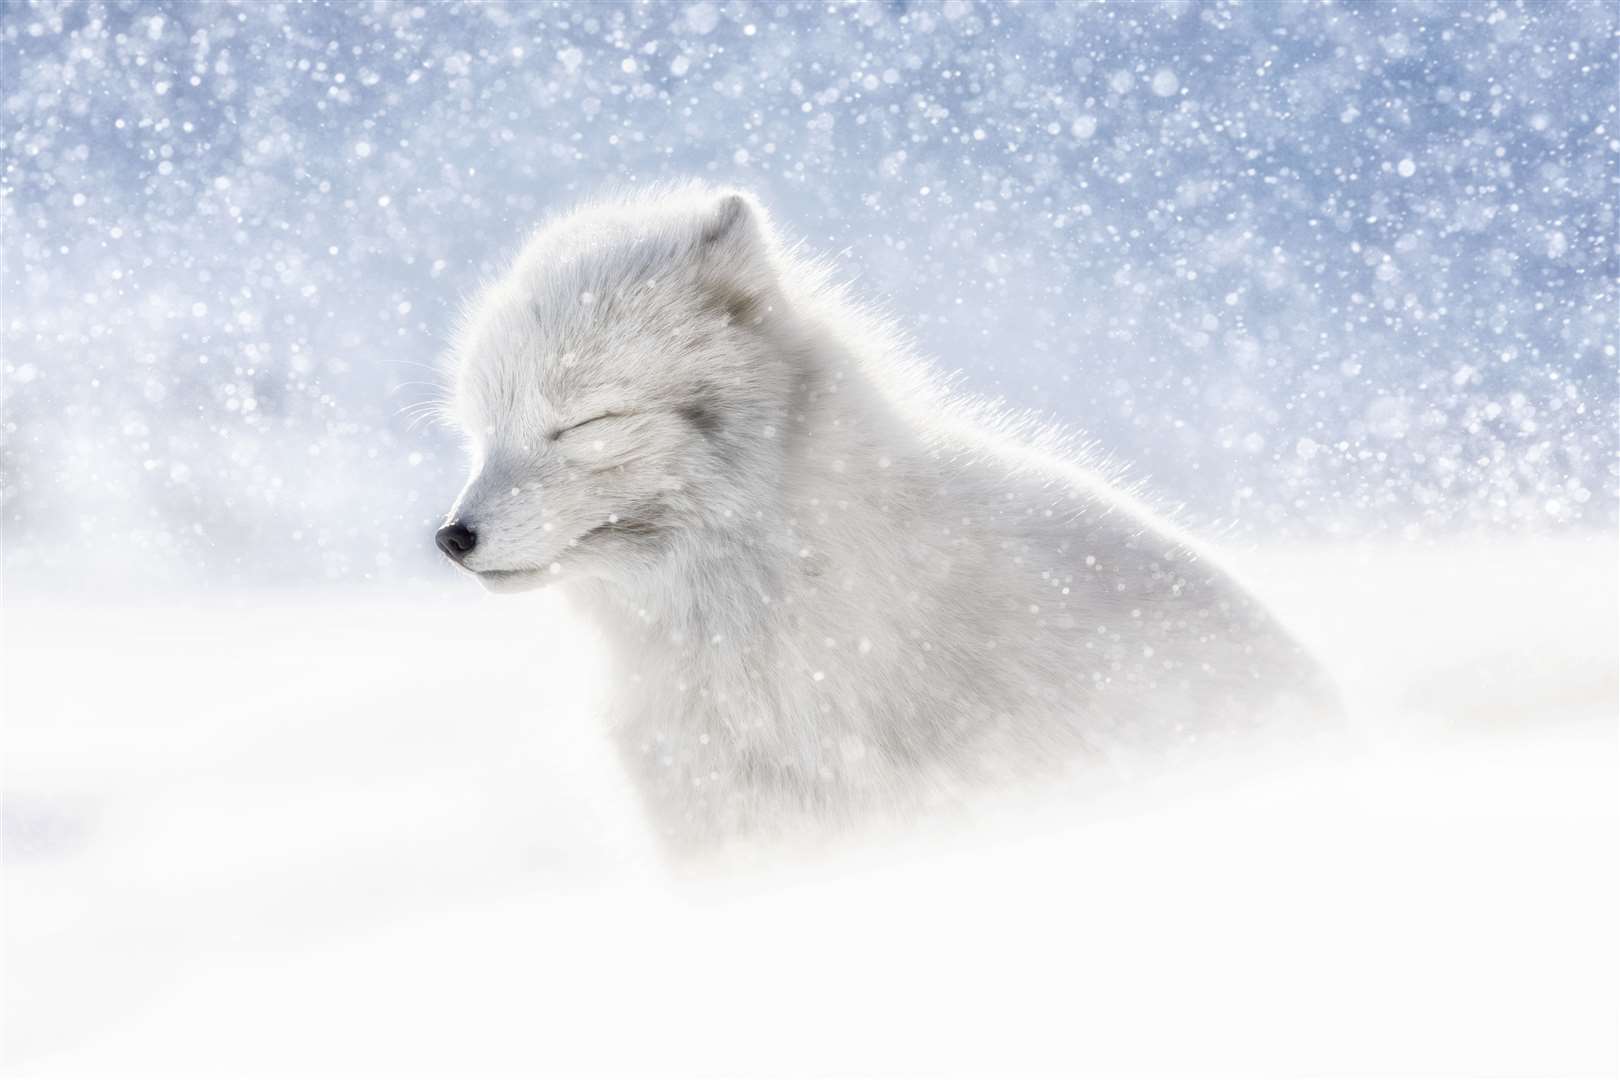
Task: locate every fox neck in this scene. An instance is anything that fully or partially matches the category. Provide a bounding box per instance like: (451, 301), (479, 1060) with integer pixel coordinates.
(562, 331), (945, 848)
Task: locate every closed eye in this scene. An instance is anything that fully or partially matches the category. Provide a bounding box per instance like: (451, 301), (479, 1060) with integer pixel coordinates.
(552, 412), (622, 439)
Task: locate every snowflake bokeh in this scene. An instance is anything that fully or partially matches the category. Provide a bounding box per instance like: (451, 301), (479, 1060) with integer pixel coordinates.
(3, 0), (1615, 586)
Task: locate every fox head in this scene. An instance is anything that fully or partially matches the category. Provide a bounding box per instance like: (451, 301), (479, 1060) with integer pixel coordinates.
(437, 186), (799, 593)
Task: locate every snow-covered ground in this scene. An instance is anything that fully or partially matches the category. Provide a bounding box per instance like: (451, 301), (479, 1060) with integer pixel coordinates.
(4, 534), (1615, 1077)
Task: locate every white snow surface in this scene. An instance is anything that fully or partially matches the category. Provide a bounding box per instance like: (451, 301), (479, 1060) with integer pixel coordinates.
(4, 535), (1616, 1077)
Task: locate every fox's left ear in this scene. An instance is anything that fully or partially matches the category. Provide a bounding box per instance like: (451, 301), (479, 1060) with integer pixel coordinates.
(696, 191), (775, 323)
(697, 192), (778, 283)
(700, 191), (764, 250)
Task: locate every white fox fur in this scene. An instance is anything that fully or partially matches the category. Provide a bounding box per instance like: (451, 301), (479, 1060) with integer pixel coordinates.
(441, 183), (1338, 854)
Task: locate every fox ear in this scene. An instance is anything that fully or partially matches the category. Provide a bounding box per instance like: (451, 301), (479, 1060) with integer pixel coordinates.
(699, 191), (759, 249)
(695, 191), (774, 324)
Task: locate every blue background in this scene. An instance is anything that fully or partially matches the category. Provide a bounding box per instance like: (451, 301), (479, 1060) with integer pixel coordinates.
(3, 0), (1615, 587)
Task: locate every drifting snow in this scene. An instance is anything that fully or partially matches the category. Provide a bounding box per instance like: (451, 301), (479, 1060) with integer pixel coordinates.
(4, 536), (1615, 1075)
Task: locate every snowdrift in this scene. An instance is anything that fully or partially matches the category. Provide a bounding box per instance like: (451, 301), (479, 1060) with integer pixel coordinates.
(4, 535), (1616, 1076)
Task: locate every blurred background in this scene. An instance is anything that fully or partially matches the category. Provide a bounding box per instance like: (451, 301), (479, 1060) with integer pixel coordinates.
(3, 0), (1614, 590)
(3, 3), (1616, 1075)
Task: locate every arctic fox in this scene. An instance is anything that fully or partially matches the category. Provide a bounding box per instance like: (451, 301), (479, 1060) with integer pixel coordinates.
(437, 183), (1338, 854)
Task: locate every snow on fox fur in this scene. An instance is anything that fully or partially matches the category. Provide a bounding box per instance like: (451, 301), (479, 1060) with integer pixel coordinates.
(438, 183), (1338, 854)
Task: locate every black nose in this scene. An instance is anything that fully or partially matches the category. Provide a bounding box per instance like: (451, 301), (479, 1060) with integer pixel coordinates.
(435, 522), (477, 562)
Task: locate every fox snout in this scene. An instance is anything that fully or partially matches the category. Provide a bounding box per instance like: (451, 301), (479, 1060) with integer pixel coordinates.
(435, 522), (477, 563)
